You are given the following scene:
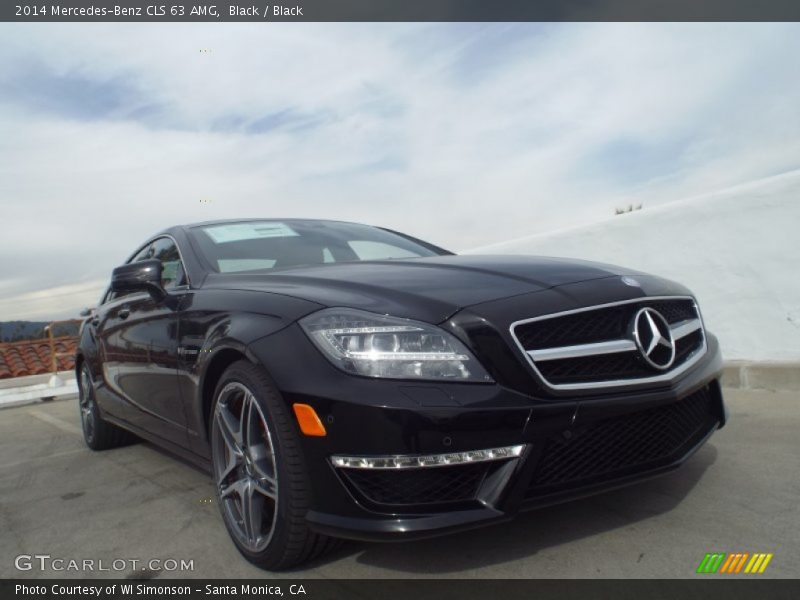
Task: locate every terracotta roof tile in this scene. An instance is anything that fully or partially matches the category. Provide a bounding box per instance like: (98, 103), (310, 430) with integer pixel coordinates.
(0, 336), (78, 380)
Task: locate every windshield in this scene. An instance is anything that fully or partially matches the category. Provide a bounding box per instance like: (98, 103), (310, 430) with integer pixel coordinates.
(189, 220), (449, 274)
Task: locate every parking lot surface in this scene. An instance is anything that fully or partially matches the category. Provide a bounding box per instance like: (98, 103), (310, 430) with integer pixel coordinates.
(1, 388), (797, 579)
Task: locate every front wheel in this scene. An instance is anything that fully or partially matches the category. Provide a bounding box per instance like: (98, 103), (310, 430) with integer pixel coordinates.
(210, 361), (337, 570)
(78, 363), (136, 450)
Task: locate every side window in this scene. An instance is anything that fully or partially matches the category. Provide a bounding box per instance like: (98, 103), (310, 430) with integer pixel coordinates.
(104, 243), (154, 302)
(150, 237), (186, 289)
(131, 243), (155, 263)
(103, 238), (186, 303)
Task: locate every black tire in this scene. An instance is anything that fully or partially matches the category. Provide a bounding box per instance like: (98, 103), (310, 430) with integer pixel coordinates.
(210, 360), (336, 570)
(78, 363), (136, 451)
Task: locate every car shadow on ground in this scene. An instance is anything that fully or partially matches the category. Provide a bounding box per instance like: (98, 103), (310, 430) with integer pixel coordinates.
(302, 444), (719, 574)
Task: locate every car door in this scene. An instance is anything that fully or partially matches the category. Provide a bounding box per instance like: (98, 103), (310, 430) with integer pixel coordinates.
(100, 237), (190, 445)
(94, 242), (154, 422)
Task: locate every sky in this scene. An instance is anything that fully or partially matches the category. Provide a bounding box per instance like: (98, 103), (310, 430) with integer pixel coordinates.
(1, 23), (799, 320)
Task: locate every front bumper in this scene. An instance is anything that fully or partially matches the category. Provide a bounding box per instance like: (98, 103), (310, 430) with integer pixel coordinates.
(248, 323), (726, 542)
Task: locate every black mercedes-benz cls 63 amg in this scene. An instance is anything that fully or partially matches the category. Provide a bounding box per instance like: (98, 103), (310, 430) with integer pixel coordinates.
(76, 218), (726, 569)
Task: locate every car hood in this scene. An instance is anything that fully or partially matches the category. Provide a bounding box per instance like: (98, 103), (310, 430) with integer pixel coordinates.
(201, 254), (640, 323)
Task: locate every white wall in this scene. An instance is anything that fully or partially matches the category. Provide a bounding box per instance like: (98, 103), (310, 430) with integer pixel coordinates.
(468, 170), (800, 362)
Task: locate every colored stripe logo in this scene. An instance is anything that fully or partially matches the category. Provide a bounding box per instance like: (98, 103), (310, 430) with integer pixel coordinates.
(697, 552), (773, 574)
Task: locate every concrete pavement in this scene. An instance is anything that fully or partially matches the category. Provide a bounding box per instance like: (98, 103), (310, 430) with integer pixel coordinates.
(1, 388), (797, 579)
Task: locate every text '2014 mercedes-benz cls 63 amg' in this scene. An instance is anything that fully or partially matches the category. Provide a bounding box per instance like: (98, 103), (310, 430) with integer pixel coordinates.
(76, 219), (726, 569)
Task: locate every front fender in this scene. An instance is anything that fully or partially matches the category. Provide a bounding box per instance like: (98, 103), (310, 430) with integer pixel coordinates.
(178, 288), (323, 458)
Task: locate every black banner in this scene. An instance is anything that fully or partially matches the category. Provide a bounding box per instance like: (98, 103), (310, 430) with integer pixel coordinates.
(3, 0), (800, 22)
(3, 580), (800, 600)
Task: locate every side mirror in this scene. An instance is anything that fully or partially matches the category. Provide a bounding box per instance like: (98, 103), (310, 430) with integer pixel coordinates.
(111, 259), (166, 300)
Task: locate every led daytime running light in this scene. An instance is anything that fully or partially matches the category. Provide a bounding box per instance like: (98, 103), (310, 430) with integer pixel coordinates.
(331, 444), (526, 470)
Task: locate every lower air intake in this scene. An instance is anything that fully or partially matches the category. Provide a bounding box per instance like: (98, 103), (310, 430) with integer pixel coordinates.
(340, 462), (490, 506)
(527, 385), (715, 497)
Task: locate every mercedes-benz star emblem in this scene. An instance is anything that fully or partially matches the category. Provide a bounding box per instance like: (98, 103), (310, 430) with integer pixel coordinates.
(631, 308), (676, 370)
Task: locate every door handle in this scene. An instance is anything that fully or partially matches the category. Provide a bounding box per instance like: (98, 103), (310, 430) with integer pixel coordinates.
(118, 307), (131, 320)
(91, 316), (100, 327)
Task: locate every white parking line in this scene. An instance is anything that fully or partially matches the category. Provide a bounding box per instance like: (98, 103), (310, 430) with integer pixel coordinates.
(28, 409), (82, 436)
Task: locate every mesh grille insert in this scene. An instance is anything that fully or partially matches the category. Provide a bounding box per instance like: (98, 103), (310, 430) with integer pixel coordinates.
(340, 462), (490, 506)
(527, 386), (714, 496)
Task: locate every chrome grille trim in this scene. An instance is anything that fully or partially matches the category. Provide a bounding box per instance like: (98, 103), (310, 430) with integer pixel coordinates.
(530, 339), (636, 361)
(529, 317), (703, 362)
(510, 296), (708, 391)
(671, 318), (702, 340)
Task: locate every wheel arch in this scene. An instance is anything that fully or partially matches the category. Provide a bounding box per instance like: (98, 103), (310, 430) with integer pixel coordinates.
(201, 346), (257, 440)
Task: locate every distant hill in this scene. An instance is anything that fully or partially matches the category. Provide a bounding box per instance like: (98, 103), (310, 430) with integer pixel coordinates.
(0, 321), (80, 343)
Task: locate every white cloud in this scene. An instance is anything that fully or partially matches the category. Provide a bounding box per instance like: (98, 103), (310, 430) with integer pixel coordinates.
(0, 23), (798, 319)
(0, 279), (108, 321)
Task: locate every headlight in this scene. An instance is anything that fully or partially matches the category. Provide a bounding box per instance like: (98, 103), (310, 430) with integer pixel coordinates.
(299, 308), (493, 382)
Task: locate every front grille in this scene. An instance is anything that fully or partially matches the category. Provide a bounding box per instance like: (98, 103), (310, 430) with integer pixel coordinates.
(675, 330), (704, 363)
(526, 386), (715, 497)
(537, 352), (653, 385)
(510, 297), (706, 390)
(646, 300), (698, 324)
(514, 299), (696, 350)
(340, 462), (490, 506)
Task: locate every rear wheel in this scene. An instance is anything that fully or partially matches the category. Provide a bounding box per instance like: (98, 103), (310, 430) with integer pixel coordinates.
(210, 360), (336, 570)
(78, 364), (136, 450)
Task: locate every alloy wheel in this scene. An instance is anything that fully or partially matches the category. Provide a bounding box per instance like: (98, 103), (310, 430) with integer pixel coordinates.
(79, 367), (95, 442)
(212, 382), (279, 552)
